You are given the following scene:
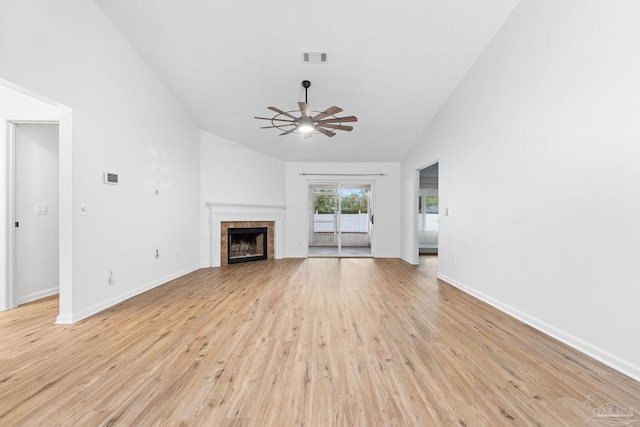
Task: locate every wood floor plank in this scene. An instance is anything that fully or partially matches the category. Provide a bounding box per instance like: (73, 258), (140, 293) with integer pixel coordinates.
(1, 256), (638, 426)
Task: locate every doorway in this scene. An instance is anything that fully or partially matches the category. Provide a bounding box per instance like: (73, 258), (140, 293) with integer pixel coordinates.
(1, 78), (72, 323)
(418, 163), (439, 255)
(308, 183), (373, 257)
(13, 123), (60, 306)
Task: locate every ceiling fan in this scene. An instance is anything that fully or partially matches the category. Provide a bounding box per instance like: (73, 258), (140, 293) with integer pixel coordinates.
(255, 80), (357, 138)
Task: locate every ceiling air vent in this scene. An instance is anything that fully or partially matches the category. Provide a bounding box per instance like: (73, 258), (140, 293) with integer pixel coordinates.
(301, 52), (328, 64)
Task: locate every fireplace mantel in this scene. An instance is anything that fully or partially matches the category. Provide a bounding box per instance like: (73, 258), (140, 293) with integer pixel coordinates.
(204, 202), (285, 267)
(204, 202), (286, 213)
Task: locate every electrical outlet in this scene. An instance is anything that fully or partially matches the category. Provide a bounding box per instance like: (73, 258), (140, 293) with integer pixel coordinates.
(155, 249), (160, 259)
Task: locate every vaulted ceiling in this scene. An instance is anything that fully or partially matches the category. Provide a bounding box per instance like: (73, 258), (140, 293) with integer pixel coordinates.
(95, 0), (520, 162)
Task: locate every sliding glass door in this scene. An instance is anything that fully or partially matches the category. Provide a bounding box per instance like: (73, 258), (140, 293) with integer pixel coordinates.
(309, 183), (372, 257)
(311, 189), (338, 247)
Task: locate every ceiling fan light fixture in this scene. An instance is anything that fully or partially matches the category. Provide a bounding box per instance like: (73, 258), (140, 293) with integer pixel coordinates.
(255, 80), (357, 138)
(297, 117), (315, 133)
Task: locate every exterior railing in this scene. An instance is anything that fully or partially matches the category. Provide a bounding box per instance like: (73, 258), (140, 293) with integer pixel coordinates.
(313, 213), (369, 233)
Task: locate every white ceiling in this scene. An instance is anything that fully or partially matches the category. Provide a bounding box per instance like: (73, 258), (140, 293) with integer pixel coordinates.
(95, 0), (520, 162)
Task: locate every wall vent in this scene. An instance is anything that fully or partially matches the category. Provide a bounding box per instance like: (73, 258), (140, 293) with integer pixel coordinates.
(302, 52), (328, 64)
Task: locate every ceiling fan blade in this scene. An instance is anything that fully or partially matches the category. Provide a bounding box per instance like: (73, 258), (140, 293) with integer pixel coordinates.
(298, 102), (310, 118)
(318, 116), (358, 124)
(315, 127), (336, 137)
(319, 123), (353, 131)
(279, 127), (298, 136)
(255, 116), (296, 122)
(260, 124), (295, 129)
(268, 106), (298, 120)
(313, 106), (343, 121)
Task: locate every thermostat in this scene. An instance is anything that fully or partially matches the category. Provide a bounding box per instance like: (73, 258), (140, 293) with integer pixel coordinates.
(104, 172), (118, 185)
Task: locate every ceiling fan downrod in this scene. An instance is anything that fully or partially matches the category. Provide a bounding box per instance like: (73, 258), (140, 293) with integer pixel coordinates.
(302, 80), (311, 103)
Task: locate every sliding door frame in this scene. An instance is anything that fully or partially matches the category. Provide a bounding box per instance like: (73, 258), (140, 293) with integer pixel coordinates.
(307, 180), (375, 257)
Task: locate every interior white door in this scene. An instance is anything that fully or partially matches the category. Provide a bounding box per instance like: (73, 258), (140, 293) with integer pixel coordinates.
(15, 123), (60, 306)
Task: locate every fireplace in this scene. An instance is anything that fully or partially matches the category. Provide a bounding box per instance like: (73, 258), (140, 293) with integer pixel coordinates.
(204, 202), (284, 268)
(227, 227), (268, 264)
(218, 220), (276, 267)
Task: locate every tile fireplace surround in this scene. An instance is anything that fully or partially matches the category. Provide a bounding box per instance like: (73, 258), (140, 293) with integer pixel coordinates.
(204, 202), (285, 268)
(221, 221), (274, 266)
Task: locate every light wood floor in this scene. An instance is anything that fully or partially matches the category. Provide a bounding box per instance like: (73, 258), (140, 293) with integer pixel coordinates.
(1, 256), (638, 426)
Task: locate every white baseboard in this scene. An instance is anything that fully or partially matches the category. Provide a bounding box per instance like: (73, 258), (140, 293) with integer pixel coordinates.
(17, 287), (59, 306)
(284, 253), (308, 259)
(400, 255), (419, 265)
(56, 265), (201, 324)
(437, 273), (640, 382)
(372, 253), (399, 259)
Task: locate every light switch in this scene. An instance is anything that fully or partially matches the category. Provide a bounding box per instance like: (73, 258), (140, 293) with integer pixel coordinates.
(35, 204), (48, 215)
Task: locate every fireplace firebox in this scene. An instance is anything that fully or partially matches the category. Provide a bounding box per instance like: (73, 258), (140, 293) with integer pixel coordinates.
(227, 227), (268, 264)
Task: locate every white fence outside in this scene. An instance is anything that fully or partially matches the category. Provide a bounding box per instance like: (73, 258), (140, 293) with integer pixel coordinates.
(314, 213), (369, 233)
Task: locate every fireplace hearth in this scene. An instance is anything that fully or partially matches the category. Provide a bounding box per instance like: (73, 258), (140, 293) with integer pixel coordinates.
(227, 227), (268, 264)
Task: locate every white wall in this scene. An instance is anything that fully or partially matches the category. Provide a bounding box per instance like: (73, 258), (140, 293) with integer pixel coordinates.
(0, 85), (66, 117)
(15, 124), (59, 305)
(402, 0), (640, 380)
(200, 131), (285, 267)
(0, 1), (201, 322)
(285, 163), (401, 258)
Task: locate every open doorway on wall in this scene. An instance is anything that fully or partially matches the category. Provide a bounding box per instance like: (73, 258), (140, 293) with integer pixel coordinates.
(308, 183), (373, 257)
(1, 78), (72, 323)
(14, 123), (60, 307)
(418, 163), (439, 254)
